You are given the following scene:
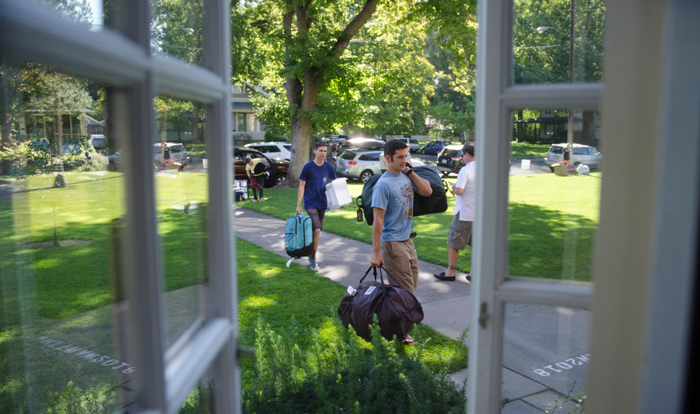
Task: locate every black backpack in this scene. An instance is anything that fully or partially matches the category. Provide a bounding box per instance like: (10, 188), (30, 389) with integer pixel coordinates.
(355, 165), (448, 226)
(253, 160), (269, 175)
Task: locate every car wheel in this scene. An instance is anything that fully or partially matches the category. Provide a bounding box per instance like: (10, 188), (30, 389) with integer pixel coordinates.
(421, 149), (426, 155)
(273, 173), (287, 186)
(441, 171), (450, 178)
(360, 170), (374, 183)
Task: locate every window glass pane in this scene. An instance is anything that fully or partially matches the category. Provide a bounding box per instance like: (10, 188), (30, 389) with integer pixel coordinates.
(150, 0), (204, 64)
(509, 108), (601, 281)
(513, 0), (606, 84)
(501, 303), (590, 412)
(1, 65), (129, 412)
(177, 381), (214, 413)
(153, 96), (208, 350)
(38, 0), (101, 29)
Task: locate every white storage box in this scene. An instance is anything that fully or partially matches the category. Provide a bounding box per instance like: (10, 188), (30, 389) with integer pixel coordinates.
(326, 177), (352, 211)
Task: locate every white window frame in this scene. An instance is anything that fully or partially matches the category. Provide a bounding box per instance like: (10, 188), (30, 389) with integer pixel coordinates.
(0, 1), (238, 413)
(469, 1), (600, 412)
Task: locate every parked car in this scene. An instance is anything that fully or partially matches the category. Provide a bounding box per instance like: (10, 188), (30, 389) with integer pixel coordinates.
(88, 134), (108, 151)
(107, 150), (122, 171)
(336, 149), (383, 183)
(544, 143), (602, 171)
(436, 144), (465, 177)
(153, 142), (190, 168)
(329, 134), (348, 144)
(107, 149), (163, 172)
(61, 142), (94, 156)
(396, 137), (420, 153)
(378, 151), (425, 172)
(234, 147), (288, 187)
(244, 142), (292, 161)
(340, 138), (386, 152)
(420, 140), (448, 155)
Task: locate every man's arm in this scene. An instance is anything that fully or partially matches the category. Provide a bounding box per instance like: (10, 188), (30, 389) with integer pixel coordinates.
(370, 207), (386, 267)
(452, 166), (469, 196)
(403, 167), (433, 196)
(296, 180), (306, 214)
(453, 182), (464, 196)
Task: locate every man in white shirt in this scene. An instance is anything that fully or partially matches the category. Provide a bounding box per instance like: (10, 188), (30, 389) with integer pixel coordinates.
(434, 143), (476, 282)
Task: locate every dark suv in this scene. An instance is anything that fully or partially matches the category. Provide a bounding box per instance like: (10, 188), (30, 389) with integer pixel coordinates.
(436, 145), (465, 177)
(233, 147), (288, 187)
(420, 140), (448, 155)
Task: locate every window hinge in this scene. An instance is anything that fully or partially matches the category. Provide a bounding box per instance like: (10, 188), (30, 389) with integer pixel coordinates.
(479, 302), (489, 329)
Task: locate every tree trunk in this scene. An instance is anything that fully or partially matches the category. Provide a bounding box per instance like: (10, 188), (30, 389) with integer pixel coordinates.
(284, 113), (313, 188)
(1, 75), (11, 176)
(278, 0), (380, 188)
(580, 110), (597, 146)
(192, 103), (200, 143)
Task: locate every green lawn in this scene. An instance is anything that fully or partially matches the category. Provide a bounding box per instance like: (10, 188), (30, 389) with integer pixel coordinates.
(510, 142), (551, 159)
(0, 170), (467, 412)
(245, 172), (600, 281)
(0, 167), (600, 412)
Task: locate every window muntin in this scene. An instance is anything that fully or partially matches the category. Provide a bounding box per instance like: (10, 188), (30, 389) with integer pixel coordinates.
(470, 0), (602, 411)
(1, 0), (237, 412)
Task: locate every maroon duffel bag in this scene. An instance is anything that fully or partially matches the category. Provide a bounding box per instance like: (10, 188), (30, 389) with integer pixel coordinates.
(338, 266), (424, 341)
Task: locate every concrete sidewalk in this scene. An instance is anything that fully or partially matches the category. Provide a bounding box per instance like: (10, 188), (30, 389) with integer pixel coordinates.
(233, 207), (590, 413)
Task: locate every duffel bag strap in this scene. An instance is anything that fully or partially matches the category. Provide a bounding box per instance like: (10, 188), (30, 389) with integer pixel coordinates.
(359, 266), (374, 284)
(378, 265), (409, 291)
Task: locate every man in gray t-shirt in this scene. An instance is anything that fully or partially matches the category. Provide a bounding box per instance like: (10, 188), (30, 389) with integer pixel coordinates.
(371, 139), (432, 294)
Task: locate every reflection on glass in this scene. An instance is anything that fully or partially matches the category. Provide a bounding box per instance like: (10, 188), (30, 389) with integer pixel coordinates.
(501, 303), (590, 412)
(178, 382), (214, 414)
(513, 0), (606, 84)
(151, 0), (204, 64)
(509, 109), (601, 281)
(38, 0), (100, 29)
(0, 65), (130, 411)
(153, 96), (208, 350)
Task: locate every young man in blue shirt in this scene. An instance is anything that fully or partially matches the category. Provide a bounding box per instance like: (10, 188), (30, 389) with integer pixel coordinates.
(370, 139), (432, 344)
(296, 141), (337, 271)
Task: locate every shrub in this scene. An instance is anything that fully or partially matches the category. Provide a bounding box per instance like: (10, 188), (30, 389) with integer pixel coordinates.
(45, 381), (116, 414)
(0, 140), (54, 177)
(242, 317), (466, 413)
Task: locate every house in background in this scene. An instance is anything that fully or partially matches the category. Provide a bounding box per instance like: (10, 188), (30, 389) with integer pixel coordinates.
(19, 108), (99, 142)
(513, 110), (601, 145)
(149, 82), (271, 144)
(231, 81), (268, 143)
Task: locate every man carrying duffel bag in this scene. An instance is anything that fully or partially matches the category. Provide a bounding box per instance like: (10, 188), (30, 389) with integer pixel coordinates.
(369, 139), (432, 345)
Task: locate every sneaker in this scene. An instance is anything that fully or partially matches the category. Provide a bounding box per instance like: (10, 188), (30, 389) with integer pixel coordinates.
(308, 260), (319, 271)
(466, 274), (471, 283)
(259, 197), (264, 202)
(252, 199), (258, 203)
